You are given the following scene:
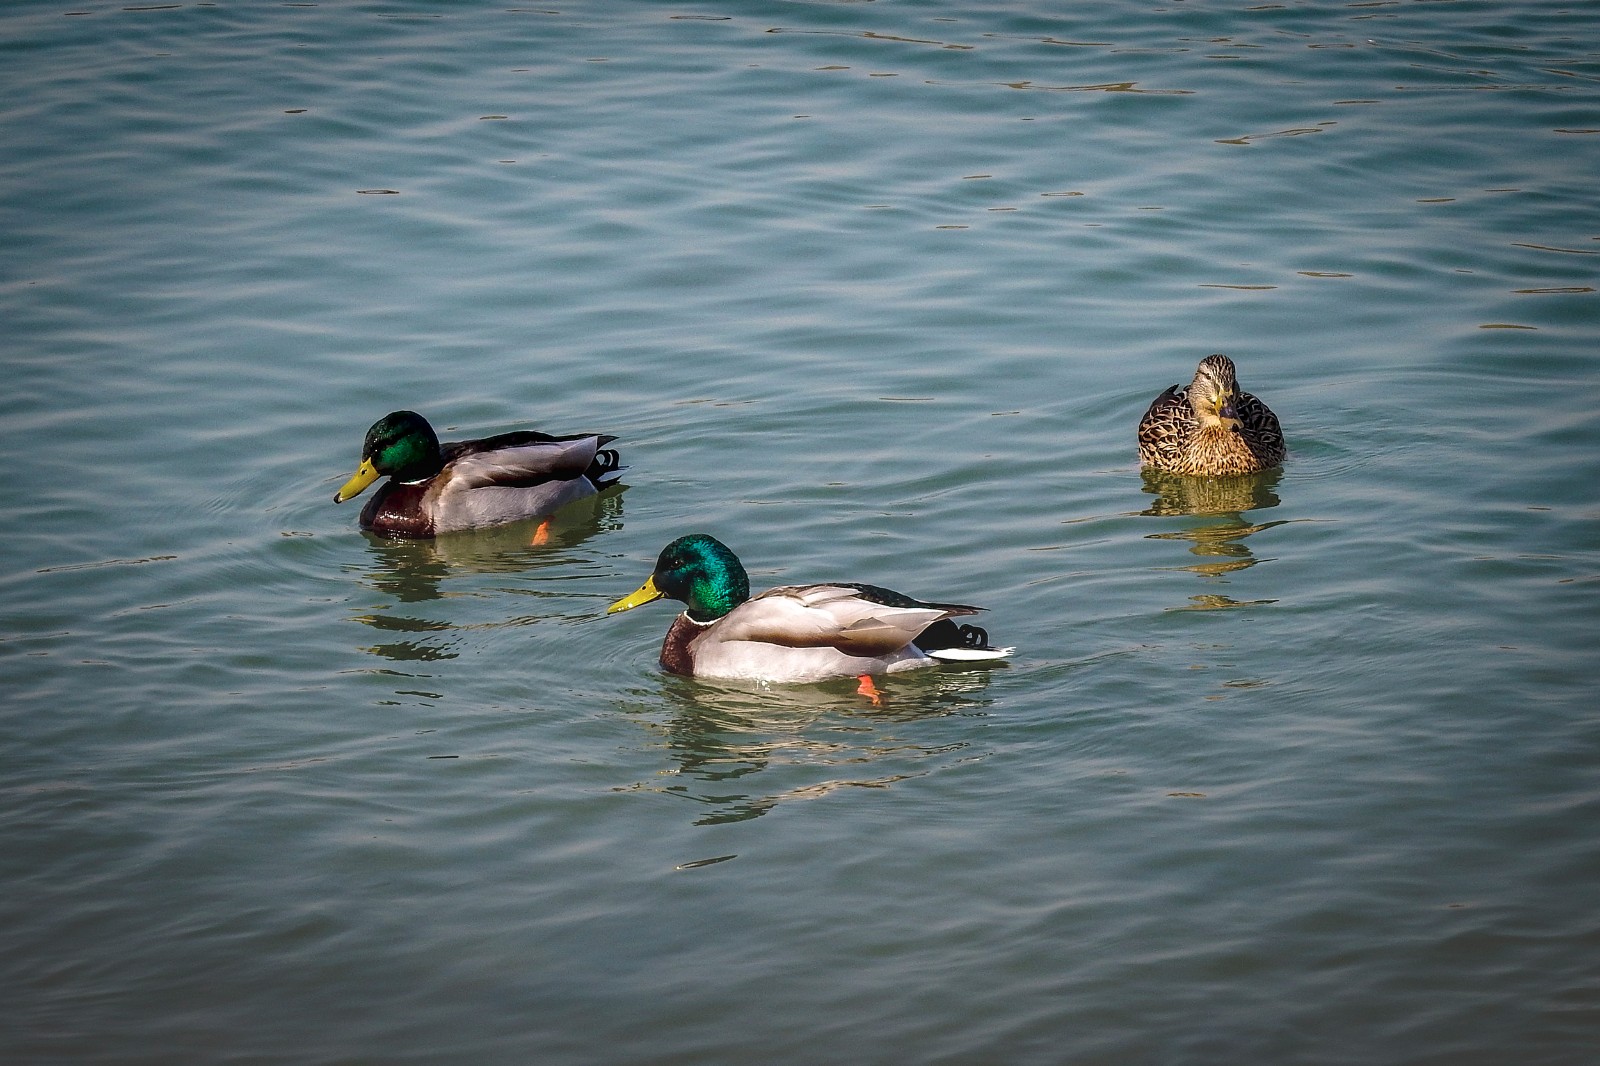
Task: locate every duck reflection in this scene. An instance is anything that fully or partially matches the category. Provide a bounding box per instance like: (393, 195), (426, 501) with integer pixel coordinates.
(349, 489), (624, 663)
(616, 668), (997, 825)
(1140, 469), (1285, 608)
(1140, 467), (1281, 518)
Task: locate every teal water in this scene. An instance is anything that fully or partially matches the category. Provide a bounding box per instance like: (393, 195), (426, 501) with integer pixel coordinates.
(4, 1), (1598, 1062)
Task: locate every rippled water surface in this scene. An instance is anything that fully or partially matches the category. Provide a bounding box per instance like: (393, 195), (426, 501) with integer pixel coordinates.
(5, 1), (1598, 1062)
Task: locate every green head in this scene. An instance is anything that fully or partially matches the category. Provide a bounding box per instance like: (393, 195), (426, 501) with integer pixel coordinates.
(608, 533), (751, 623)
(334, 410), (444, 503)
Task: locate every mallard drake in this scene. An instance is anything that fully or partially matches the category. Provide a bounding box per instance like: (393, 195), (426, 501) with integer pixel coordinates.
(607, 533), (1013, 683)
(333, 410), (623, 537)
(1138, 354), (1285, 476)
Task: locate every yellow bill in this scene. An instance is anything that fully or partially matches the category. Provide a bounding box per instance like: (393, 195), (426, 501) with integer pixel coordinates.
(608, 575), (664, 614)
(334, 458), (380, 503)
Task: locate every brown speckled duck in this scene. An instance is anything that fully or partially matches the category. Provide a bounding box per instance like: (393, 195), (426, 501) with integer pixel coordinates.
(1138, 354), (1285, 476)
(333, 410), (622, 538)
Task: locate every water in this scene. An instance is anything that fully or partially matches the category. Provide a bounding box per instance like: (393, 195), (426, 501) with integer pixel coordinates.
(4, 1), (1598, 1062)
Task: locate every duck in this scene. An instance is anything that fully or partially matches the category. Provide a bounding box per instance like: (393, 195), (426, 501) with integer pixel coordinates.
(1138, 354), (1285, 476)
(607, 533), (1013, 684)
(333, 410), (623, 538)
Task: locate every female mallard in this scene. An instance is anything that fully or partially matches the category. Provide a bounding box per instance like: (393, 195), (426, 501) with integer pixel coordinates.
(607, 533), (1012, 683)
(333, 410), (623, 538)
(1138, 354), (1285, 476)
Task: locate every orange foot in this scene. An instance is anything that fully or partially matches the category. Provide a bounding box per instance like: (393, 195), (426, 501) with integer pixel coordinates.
(856, 674), (883, 706)
(531, 519), (552, 546)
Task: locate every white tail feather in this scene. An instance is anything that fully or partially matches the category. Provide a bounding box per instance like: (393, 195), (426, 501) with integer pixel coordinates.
(926, 646), (1014, 662)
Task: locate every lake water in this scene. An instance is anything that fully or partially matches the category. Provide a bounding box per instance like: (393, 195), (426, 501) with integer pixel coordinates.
(4, 1), (1598, 1062)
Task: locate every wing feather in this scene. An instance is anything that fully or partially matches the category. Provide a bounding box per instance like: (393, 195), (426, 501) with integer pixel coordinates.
(444, 436), (603, 489)
(1236, 391), (1285, 463)
(1137, 384), (1193, 466)
(712, 584), (950, 656)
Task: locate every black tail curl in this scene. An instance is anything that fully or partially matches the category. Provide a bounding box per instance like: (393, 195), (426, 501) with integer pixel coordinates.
(913, 619), (997, 655)
(587, 448), (624, 485)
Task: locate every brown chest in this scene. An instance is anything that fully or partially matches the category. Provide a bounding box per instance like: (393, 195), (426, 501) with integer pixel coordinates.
(1173, 429), (1266, 476)
(360, 481), (436, 538)
(659, 614), (705, 677)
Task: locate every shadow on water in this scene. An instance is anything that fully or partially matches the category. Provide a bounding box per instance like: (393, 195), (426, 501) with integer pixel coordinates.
(346, 489), (625, 663)
(614, 667), (1000, 827)
(1139, 469), (1286, 610)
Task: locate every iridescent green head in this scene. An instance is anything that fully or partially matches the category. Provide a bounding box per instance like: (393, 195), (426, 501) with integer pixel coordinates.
(334, 410), (444, 503)
(608, 533), (751, 623)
